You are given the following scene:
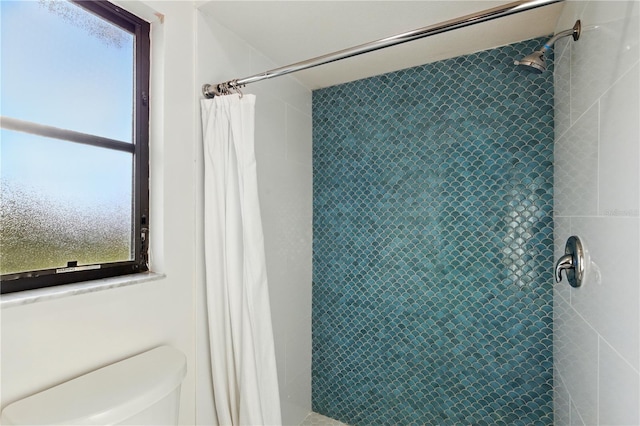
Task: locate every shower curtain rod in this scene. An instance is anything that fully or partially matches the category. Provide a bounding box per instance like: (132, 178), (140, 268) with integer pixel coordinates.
(202, 0), (562, 98)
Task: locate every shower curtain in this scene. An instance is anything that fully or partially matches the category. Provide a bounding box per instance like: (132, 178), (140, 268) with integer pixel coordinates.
(201, 94), (282, 426)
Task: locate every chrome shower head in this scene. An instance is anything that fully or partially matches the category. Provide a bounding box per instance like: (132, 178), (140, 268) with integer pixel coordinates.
(515, 20), (581, 73)
(514, 50), (546, 74)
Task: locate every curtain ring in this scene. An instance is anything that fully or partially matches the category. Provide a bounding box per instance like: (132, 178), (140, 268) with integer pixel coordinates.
(229, 80), (243, 98)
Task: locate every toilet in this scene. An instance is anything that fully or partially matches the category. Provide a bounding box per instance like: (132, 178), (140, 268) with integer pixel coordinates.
(1, 346), (187, 425)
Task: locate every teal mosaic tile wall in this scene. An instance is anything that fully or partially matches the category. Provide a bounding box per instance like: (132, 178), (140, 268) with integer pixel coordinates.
(312, 38), (554, 425)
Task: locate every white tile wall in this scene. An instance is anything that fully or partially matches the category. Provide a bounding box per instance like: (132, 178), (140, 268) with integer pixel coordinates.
(553, 369), (571, 425)
(570, 217), (639, 367)
(554, 104), (599, 216)
(554, 1), (640, 424)
(599, 340), (640, 425)
(195, 10), (313, 426)
(598, 64), (640, 215)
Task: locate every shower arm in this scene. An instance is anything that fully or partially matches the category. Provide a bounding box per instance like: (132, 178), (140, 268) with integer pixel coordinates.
(539, 20), (581, 51)
(202, 0), (564, 98)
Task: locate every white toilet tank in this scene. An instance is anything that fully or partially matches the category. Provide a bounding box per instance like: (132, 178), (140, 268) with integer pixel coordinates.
(1, 346), (187, 425)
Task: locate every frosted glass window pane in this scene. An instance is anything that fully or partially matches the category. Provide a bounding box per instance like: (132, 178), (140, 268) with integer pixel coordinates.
(0, 0), (134, 142)
(0, 130), (133, 275)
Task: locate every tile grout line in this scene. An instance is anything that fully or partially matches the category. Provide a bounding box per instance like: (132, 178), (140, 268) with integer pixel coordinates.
(596, 99), (600, 216)
(597, 336), (600, 425)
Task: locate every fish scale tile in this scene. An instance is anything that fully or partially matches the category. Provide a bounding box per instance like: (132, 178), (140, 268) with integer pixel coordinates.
(312, 38), (554, 426)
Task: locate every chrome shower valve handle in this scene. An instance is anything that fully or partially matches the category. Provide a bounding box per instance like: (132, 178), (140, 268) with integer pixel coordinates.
(555, 236), (585, 288)
(555, 253), (574, 282)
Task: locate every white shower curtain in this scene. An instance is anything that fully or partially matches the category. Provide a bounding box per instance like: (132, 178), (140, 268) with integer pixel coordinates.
(201, 94), (282, 426)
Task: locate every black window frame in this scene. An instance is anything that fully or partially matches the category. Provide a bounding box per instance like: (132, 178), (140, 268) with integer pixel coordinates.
(0, 0), (150, 294)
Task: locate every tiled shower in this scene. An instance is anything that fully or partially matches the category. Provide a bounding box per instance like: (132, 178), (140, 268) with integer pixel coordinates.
(196, 1), (640, 425)
(312, 38), (554, 425)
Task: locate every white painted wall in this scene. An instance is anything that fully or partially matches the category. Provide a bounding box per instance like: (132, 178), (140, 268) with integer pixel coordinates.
(553, 1), (640, 424)
(1, 1), (199, 424)
(1, 2), (312, 424)
(195, 9), (313, 426)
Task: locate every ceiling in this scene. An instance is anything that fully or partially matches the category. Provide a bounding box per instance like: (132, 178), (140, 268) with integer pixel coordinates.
(198, 1), (564, 90)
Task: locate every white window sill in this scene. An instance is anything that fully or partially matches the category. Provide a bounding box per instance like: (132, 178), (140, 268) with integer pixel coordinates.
(0, 272), (165, 309)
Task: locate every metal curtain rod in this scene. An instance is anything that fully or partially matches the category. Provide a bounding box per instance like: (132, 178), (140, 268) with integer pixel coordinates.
(202, 0), (562, 98)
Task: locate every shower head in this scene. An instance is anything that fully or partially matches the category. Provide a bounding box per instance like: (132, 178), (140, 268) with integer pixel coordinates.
(515, 50), (546, 74)
(515, 20), (581, 73)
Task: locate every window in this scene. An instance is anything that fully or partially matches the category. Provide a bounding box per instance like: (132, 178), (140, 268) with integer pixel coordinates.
(0, 0), (150, 294)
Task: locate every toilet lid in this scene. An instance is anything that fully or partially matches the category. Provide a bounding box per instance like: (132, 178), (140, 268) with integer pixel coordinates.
(1, 346), (186, 425)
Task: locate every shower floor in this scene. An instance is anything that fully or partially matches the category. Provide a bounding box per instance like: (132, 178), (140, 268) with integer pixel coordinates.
(300, 412), (349, 426)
